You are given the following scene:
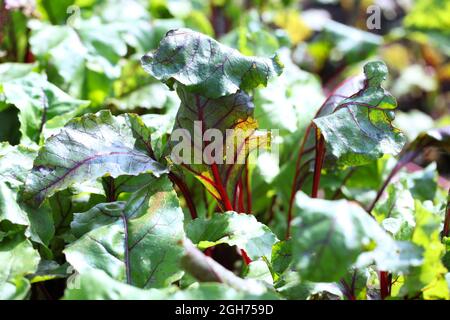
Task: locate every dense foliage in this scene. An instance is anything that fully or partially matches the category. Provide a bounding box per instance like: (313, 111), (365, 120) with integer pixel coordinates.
(0, 0), (449, 300)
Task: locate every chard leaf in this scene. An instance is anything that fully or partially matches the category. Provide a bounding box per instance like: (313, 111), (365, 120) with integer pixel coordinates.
(313, 61), (404, 167)
(169, 87), (270, 209)
(24, 111), (167, 206)
(367, 126), (449, 213)
(0, 236), (40, 299)
(0, 63), (90, 144)
(285, 62), (404, 230)
(373, 183), (416, 240)
(141, 28), (283, 98)
(0, 143), (55, 245)
(291, 192), (415, 282)
(338, 268), (368, 300)
(64, 176), (185, 288)
(186, 211), (277, 261)
(271, 240), (293, 277)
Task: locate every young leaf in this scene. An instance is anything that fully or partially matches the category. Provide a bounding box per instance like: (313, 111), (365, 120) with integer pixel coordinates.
(313, 61), (404, 166)
(291, 192), (409, 282)
(398, 201), (449, 299)
(367, 126), (450, 212)
(24, 111), (167, 206)
(64, 176), (185, 288)
(141, 28), (283, 99)
(271, 240), (293, 277)
(186, 211), (278, 261)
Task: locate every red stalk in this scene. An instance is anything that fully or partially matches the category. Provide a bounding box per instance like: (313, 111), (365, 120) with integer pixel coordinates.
(244, 162), (252, 213)
(379, 271), (391, 300)
(169, 172), (198, 219)
(211, 162), (233, 211)
(311, 128), (325, 198)
(240, 249), (252, 265)
(443, 188), (450, 238)
(286, 125), (314, 238)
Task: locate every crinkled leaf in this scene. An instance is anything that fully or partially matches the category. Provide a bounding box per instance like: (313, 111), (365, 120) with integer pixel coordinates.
(313, 61), (405, 167)
(286, 61), (404, 204)
(24, 111), (167, 206)
(291, 192), (417, 282)
(141, 28), (283, 99)
(64, 176), (185, 288)
(398, 201), (449, 299)
(187, 211), (277, 261)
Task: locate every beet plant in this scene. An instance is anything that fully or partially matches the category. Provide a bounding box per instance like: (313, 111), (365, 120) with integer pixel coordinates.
(0, 0), (449, 302)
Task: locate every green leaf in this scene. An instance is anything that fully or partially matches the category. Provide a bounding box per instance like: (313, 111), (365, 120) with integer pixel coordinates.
(275, 271), (343, 300)
(0, 64), (90, 144)
(373, 183), (416, 240)
(291, 192), (412, 282)
(108, 82), (179, 112)
(180, 238), (274, 295)
(24, 111), (167, 206)
(0, 236), (40, 300)
(254, 49), (324, 136)
(0, 143), (55, 245)
(39, 0), (75, 25)
(30, 0), (154, 102)
(141, 28), (283, 99)
(398, 201), (449, 299)
(338, 268), (368, 300)
(64, 176), (185, 288)
(167, 86), (270, 208)
(271, 240), (292, 277)
(0, 108), (21, 145)
(244, 260), (274, 285)
(404, 0), (450, 32)
(187, 211), (277, 261)
(313, 61), (405, 167)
